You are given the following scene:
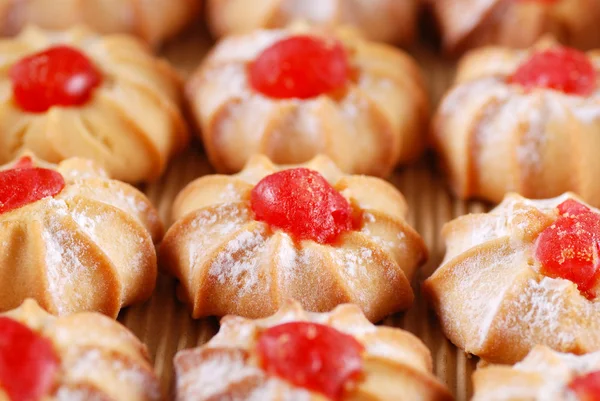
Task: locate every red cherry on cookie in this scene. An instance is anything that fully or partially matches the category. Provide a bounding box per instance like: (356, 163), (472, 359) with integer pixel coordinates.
(10, 45), (103, 113)
(535, 199), (600, 299)
(257, 322), (364, 400)
(250, 168), (354, 244)
(0, 157), (65, 214)
(557, 198), (593, 217)
(249, 35), (350, 99)
(569, 371), (600, 401)
(509, 47), (596, 96)
(0, 317), (60, 401)
(13, 156), (34, 170)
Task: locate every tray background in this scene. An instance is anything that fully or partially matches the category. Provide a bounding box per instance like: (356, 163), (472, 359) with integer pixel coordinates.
(122, 21), (487, 401)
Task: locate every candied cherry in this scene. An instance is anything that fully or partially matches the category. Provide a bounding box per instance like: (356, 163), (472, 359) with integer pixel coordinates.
(0, 317), (60, 401)
(569, 371), (600, 401)
(13, 156), (34, 169)
(257, 322), (364, 400)
(249, 35), (350, 99)
(10, 45), (103, 113)
(0, 157), (65, 215)
(250, 168), (354, 244)
(535, 199), (600, 299)
(509, 47), (596, 96)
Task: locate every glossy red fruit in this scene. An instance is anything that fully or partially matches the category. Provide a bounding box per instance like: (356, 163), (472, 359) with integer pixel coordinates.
(509, 47), (596, 96)
(249, 35), (350, 99)
(10, 45), (103, 113)
(0, 160), (65, 214)
(13, 156), (34, 169)
(250, 168), (354, 244)
(0, 317), (60, 401)
(257, 322), (364, 400)
(569, 371), (600, 401)
(557, 198), (594, 217)
(535, 200), (600, 299)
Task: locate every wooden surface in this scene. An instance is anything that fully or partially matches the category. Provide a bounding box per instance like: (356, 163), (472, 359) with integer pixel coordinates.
(120, 22), (486, 401)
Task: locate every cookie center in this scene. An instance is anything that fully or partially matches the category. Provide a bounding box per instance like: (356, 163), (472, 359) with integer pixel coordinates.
(256, 322), (364, 400)
(534, 199), (600, 299)
(250, 168), (355, 244)
(509, 47), (596, 96)
(10, 45), (103, 113)
(248, 35), (350, 99)
(0, 157), (65, 214)
(0, 317), (60, 401)
(569, 371), (600, 401)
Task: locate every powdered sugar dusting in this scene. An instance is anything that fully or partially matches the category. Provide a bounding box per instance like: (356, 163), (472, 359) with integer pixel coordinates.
(70, 208), (101, 235)
(516, 348), (600, 376)
(42, 200), (101, 315)
(219, 183), (240, 202)
(444, 59), (600, 198)
(360, 214), (408, 259)
(444, 194), (569, 263)
(332, 247), (373, 279)
(68, 201), (145, 276)
(199, 63), (250, 114)
(208, 227), (269, 293)
(246, 379), (312, 401)
(572, 97), (600, 123)
(275, 233), (299, 286)
(212, 94), (277, 152)
(209, 30), (288, 63)
(280, 0), (336, 24)
(449, 245), (528, 345)
(518, 193), (581, 212)
(496, 277), (587, 350)
(176, 349), (312, 401)
(329, 246), (379, 308)
(441, 77), (510, 116)
(477, 348), (600, 401)
(62, 348), (161, 400)
(115, 187), (150, 218)
(366, 340), (419, 366)
(515, 95), (548, 174)
(177, 350), (261, 400)
(187, 205), (249, 275)
(55, 387), (106, 401)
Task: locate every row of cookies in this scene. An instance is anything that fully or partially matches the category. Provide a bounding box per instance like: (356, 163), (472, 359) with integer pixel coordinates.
(2, 20), (600, 206)
(3, 0), (599, 52)
(0, 21), (426, 181)
(1, 2), (600, 400)
(2, 150), (600, 399)
(2, 297), (457, 401)
(0, 140), (458, 400)
(4, 297), (599, 400)
(0, 126), (432, 399)
(0, 16), (442, 401)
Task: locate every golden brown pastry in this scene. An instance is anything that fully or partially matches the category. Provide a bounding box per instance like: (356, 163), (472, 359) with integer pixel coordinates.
(186, 24), (429, 177)
(0, 153), (162, 317)
(0, 0), (201, 47)
(472, 346), (600, 401)
(433, 39), (600, 206)
(0, 26), (188, 183)
(160, 155), (427, 322)
(174, 300), (453, 401)
(207, 0), (418, 45)
(434, 0), (600, 54)
(424, 192), (600, 365)
(0, 299), (162, 401)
